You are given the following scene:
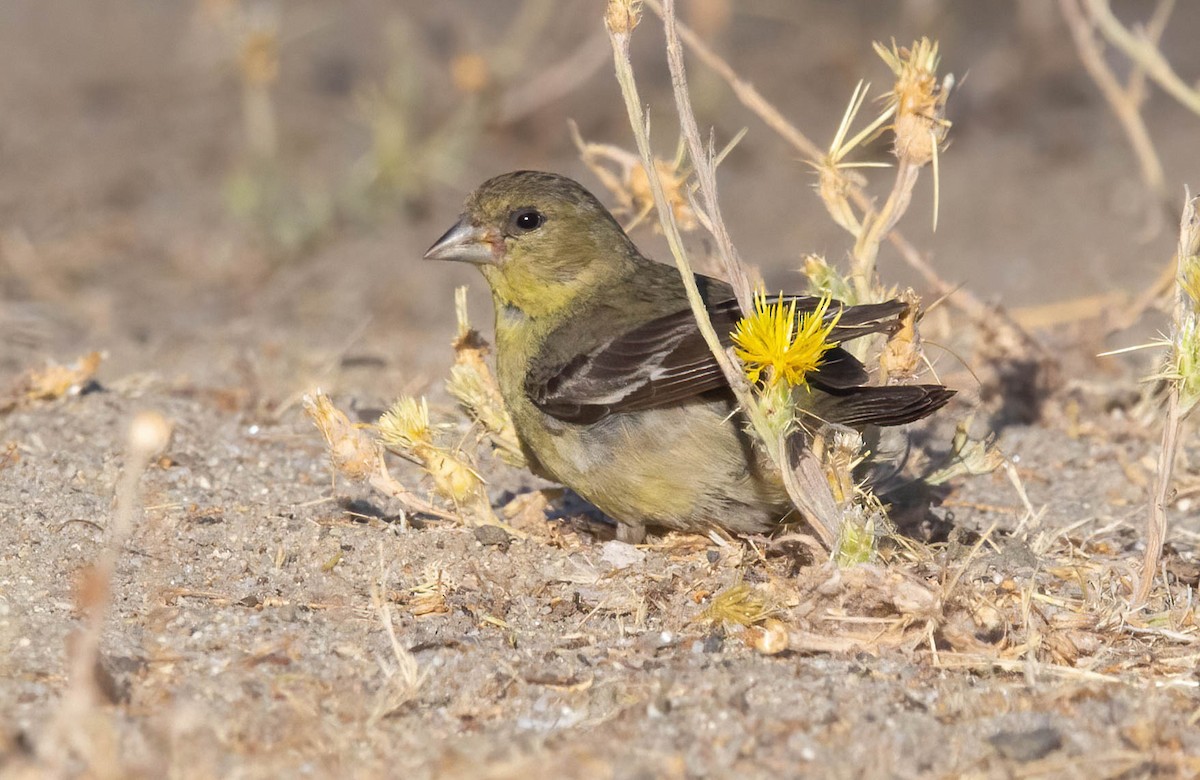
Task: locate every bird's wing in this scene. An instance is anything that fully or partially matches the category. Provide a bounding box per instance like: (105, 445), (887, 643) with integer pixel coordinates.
(528, 297), (906, 424)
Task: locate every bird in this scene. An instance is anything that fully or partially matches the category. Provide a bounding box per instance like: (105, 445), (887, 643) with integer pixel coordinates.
(424, 170), (953, 543)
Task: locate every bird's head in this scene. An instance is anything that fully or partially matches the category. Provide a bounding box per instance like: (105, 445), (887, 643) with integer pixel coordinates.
(424, 171), (638, 317)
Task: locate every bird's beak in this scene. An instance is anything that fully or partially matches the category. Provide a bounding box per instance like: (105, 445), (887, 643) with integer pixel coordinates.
(423, 216), (497, 265)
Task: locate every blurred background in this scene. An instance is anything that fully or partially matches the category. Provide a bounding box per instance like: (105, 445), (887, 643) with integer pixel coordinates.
(2, 0), (1198, 407)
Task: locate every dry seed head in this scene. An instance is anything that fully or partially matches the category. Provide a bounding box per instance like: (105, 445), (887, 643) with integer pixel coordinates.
(448, 365), (506, 434)
(703, 582), (773, 626)
(815, 426), (864, 505)
(569, 123), (698, 232)
(450, 53), (490, 95)
(605, 0), (642, 35)
(377, 396), (434, 451)
(448, 286), (526, 468)
(446, 364), (526, 467)
(878, 290), (922, 383)
(627, 158), (696, 232)
(424, 449), (484, 506)
(802, 254), (856, 303)
(815, 81), (895, 237)
(874, 38), (950, 167)
(239, 29), (280, 87)
(377, 395), (486, 508)
(303, 391), (382, 482)
(924, 423), (1003, 486)
(816, 163), (864, 237)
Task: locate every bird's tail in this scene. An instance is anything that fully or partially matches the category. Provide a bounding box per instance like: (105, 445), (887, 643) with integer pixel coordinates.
(811, 385), (955, 428)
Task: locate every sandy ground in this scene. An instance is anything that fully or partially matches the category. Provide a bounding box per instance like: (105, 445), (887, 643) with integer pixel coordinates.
(3, 2), (1200, 778)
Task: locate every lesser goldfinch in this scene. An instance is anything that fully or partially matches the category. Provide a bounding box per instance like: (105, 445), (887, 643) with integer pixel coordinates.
(425, 171), (953, 542)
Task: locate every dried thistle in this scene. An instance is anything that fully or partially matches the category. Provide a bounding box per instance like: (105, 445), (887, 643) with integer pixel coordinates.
(446, 287), (527, 467)
(377, 397), (487, 512)
(802, 254), (856, 303)
(878, 290), (924, 384)
(874, 37), (951, 169)
(570, 122), (696, 232)
(626, 155), (696, 232)
(605, 0), (642, 35)
(1137, 194), (1200, 605)
(835, 508), (879, 567)
(924, 422), (1005, 486)
(303, 391), (480, 528)
(304, 390), (383, 483)
(815, 80), (894, 240)
(1160, 315), (1200, 413)
(1163, 237), (1200, 415)
(812, 426), (865, 505)
(703, 582), (773, 627)
(5, 351), (104, 410)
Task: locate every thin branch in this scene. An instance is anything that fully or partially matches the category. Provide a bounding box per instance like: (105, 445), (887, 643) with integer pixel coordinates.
(605, 20), (744, 398)
(851, 159), (921, 300)
(1059, 0), (1166, 202)
(643, 0), (822, 160)
(1085, 0), (1200, 118)
(1135, 193), (1200, 607)
(1136, 387), (1179, 606)
(644, 0), (1047, 363)
(661, 0), (753, 312)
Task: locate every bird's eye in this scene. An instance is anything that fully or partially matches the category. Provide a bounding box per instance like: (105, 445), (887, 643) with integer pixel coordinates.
(510, 208), (545, 234)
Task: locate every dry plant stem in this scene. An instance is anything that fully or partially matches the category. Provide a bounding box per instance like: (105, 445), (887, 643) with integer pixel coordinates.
(1084, 0), (1200, 118)
(852, 159), (921, 301)
(1126, 0), (1176, 108)
(243, 82), (277, 160)
(644, 0), (820, 161)
(367, 463), (460, 526)
(1059, 0), (1166, 204)
(1137, 389), (1179, 606)
(606, 10), (841, 547)
(646, 0), (1045, 360)
(606, 29), (741, 396)
(369, 548), (424, 721)
(1136, 196), (1200, 606)
(1062, 0), (1180, 333)
(42, 412), (170, 771)
(660, 0), (752, 312)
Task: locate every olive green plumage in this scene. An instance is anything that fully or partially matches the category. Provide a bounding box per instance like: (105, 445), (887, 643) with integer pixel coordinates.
(425, 171), (953, 542)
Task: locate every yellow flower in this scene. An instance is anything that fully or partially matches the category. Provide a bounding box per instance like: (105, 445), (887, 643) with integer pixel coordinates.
(731, 293), (840, 389)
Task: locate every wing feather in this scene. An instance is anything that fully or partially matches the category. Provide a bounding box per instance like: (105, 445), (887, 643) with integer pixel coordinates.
(530, 295), (908, 424)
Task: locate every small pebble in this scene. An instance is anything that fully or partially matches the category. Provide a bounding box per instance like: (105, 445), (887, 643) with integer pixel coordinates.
(988, 726), (1063, 762)
(474, 524), (511, 549)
